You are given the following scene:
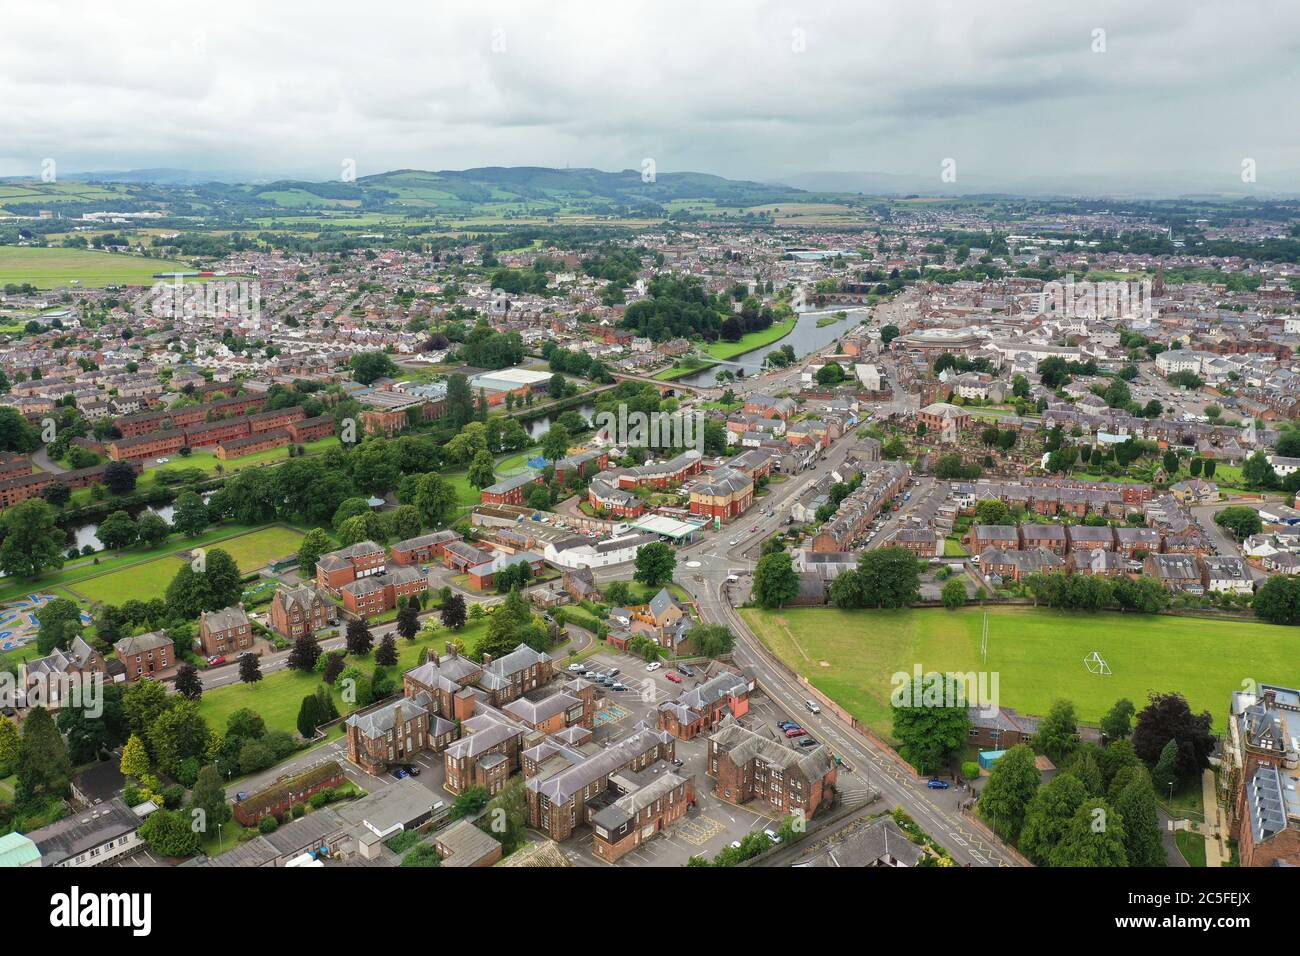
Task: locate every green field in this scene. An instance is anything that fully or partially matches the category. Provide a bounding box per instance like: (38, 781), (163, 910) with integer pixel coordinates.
(741, 606), (1300, 739)
(72, 526), (305, 605)
(704, 315), (798, 361)
(197, 619), (489, 736)
(0, 246), (194, 289)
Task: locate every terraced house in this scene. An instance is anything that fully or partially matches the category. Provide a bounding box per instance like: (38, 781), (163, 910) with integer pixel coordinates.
(270, 583), (336, 639)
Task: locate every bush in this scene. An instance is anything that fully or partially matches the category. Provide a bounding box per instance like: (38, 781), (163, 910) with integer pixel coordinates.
(961, 762), (981, 780)
(258, 815), (279, 834)
(291, 803), (306, 819)
(161, 783), (186, 809)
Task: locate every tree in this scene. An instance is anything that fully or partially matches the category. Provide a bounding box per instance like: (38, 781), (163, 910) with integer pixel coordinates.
(120, 733), (151, 780)
(941, 577), (966, 609)
(0, 715), (19, 770)
(0, 499), (66, 579)
(36, 597), (83, 654)
(541, 423), (571, 462)
(322, 652), (346, 685)
(1049, 798), (1127, 867)
(97, 509), (138, 551)
(467, 450), (496, 489)
(137, 510), (171, 549)
(102, 461), (138, 495)
(138, 809), (201, 858)
(1214, 506), (1262, 539)
(752, 551), (799, 609)
(451, 785), (491, 820)
(172, 489), (210, 537)
(16, 706), (72, 803)
(974, 498), (1011, 525)
(146, 700), (213, 780)
(1242, 451), (1278, 490)
(1150, 737), (1180, 798)
(857, 547), (921, 608)
(239, 653), (263, 684)
(397, 604), (421, 641)
(1114, 772), (1164, 867)
(123, 679), (173, 738)
(204, 549), (244, 610)
(1132, 693), (1215, 784)
(189, 764), (232, 833)
(891, 676), (972, 774)
(375, 634), (399, 667)
(1101, 699), (1135, 741)
(880, 324), (900, 345)
(349, 351), (398, 385)
(603, 581), (631, 606)
(441, 593), (467, 630)
(297, 694), (322, 739)
(977, 744), (1041, 843)
(296, 528), (332, 577)
(287, 634), (322, 672)
(691, 624), (735, 658)
(633, 541), (677, 588)
(346, 619), (374, 656)
(1253, 574), (1300, 625)
(1035, 700), (1080, 765)
(174, 663), (203, 701)
(413, 473), (458, 528)
(1019, 771), (1088, 865)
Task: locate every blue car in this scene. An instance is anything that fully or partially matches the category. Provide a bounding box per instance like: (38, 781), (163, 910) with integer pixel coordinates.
(926, 778), (950, 790)
(391, 767), (410, 780)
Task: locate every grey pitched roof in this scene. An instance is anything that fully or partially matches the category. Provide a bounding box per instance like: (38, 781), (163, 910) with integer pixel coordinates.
(345, 690), (434, 739)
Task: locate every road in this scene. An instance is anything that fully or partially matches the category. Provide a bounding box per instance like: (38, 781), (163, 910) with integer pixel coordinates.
(573, 400), (1019, 866)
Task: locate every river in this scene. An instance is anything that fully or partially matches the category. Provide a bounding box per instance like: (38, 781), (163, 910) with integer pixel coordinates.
(674, 305), (868, 388)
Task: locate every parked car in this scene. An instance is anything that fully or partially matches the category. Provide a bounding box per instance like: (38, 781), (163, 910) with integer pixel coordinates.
(568, 662), (586, 672)
(798, 737), (819, 748)
(926, 777), (950, 790)
(666, 672), (683, 683)
(677, 663), (695, 677)
(206, 655), (226, 666)
(804, 700), (821, 714)
(646, 661), (662, 671)
(784, 727), (806, 738)
(728, 538), (739, 546)
(611, 683), (628, 692)
(607, 668), (620, 677)
(764, 828), (781, 842)
(730, 840), (743, 850)
(777, 720), (799, 731)
(403, 764), (421, 777)
(391, 768), (410, 780)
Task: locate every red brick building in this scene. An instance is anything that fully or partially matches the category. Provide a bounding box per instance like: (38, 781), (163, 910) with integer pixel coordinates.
(113, 631), (174, 682)
(270, 584), (336, 639)
(315, 540), (387, 593)
(708, 719), (837, 818)
(197, 606), (253, 657)
(390, 530), (463, 566)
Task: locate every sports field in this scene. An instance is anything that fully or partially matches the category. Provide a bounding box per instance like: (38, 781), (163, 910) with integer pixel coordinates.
(72, 526), (305, 605)
(0, 246), (194, 289)
(741, 605), (1300, 738)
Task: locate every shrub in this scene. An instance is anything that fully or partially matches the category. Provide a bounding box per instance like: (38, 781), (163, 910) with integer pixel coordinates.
(961, 762), (981, 780)
(258, 815), (279, 834)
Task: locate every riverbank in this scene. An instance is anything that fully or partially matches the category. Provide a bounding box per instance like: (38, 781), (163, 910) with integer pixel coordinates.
(705, 314), (798, 361)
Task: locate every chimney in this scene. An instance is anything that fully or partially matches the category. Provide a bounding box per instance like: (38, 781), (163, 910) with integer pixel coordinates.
(445, 641), (456, 659)
(482, 653), (493, 666)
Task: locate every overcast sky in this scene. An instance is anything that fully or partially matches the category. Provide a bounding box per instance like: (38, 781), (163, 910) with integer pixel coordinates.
(2, 0), (1297, 194)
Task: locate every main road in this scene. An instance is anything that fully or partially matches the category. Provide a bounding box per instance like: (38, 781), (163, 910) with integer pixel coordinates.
(663, 435), (1016, 866)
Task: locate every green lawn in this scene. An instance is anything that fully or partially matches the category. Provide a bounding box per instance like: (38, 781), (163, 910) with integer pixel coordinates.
(704, 315), (798, 361)
(71, 526), (305, 605)
(197, 619), (489, 736)
(741, 605), (1300, 741)
(0, 246), (194, 289)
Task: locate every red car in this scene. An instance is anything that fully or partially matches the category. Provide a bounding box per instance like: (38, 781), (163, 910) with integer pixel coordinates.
(784, 727), (806, 738)
(666, 672), (683, 683)
(206, 655), (226, 666)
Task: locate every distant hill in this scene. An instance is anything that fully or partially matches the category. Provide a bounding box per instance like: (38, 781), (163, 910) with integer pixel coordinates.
(0, 166), (814, 220)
